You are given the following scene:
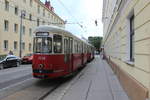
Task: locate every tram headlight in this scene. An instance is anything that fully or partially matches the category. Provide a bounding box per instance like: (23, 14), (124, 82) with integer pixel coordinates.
(39, 64), (44, 69)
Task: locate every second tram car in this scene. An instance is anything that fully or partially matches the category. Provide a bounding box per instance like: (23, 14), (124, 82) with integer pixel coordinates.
(32, 25), (94, 78)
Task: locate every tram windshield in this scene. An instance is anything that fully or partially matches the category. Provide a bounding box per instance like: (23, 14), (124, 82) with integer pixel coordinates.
(33, 37), (52, 53)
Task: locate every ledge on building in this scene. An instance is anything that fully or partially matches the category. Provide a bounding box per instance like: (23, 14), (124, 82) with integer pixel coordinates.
(123, 59), (134, 66)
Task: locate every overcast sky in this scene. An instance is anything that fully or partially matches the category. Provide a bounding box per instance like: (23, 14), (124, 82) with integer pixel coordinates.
(41, 0), (103, 39)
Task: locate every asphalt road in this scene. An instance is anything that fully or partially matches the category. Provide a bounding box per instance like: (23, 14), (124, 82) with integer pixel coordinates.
(0, 59), (93, 100)
(0, 64), (76, 100)
(0, 65), (33, 99)
(0, 65), (32, 88)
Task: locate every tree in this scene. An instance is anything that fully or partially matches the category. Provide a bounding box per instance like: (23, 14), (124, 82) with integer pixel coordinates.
(88, 36), (103, 52)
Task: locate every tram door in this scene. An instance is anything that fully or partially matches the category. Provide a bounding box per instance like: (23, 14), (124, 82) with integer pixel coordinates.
(64, 37), (73, 73)
(81, 42), (84, 65)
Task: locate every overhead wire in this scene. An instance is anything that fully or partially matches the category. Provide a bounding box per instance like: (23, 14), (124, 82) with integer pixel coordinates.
(56, 0), (88, 33)
(0, 0), (81, 25)
(0, 0), (98, 36)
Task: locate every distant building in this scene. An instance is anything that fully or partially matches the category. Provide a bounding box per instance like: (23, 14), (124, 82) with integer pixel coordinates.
(103, 0), (150, 100)
(0, 0), (65, 57)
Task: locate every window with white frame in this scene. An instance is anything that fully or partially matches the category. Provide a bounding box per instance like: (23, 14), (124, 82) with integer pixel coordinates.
(5, 0), (9, 11)
(14, 41), (18, 50)
(23, 0), (26, 3)
(30, 0), (33, 7)
(15, 6), (18, 15)
(48, 13), (50, 18)
(129, 15), (134, 62)
(37, 18), (40, 26)
(126, 11), (135, 63)
(37, 5), (40, 14)
(4, 20), (9, 31)
(29, 43), (32, 51)
(42, 20), (45, 25)
(29, 28), (32, 36)
(4, 40), (8, 50)
(22, 42), (25, 50)
(29, 14), (32, 21)
(43, 9), (45, 17)
(14, 23), (18, 33)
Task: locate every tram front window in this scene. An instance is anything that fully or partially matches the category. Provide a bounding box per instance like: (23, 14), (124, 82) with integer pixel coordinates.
(34, 37), (52, 53)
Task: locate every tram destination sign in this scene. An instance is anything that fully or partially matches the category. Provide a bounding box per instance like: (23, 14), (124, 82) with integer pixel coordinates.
(36, 32), (49, 36)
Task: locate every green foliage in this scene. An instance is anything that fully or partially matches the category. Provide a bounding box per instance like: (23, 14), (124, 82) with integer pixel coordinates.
(88, 36), (103, 51)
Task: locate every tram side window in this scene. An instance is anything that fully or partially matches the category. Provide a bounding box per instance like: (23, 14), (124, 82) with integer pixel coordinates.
(74, 41), (77, 53)
(80, 43), (82, 53)
(82, 43), (84, 53)
(76, 42), (78, 53)
(53, 34), (62, 53)
(70, 38), (73, 53)
(84, 45), (87, 53)
(78, 43), (81, 53)
(64, 38), (69, 53)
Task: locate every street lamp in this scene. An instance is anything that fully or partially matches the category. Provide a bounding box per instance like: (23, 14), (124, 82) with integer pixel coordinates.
(19, 10), (26, 58)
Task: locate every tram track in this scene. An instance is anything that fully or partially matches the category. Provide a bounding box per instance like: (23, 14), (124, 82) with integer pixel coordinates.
(0, 62), (91, 100)
(0, 75), (74, 100)
(38, 81), (63, 100)
(0, 74), (32, 90)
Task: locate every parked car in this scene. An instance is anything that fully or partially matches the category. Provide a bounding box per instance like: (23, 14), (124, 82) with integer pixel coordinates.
(21, 53), (33, 64)
(0, 55), (21, 69)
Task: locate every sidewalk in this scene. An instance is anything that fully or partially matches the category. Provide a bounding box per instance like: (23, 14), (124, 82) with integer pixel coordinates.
(45, 56), (130, 100)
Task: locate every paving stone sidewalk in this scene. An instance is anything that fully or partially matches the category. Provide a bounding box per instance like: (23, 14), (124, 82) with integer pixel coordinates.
(45, 56), (130, 100)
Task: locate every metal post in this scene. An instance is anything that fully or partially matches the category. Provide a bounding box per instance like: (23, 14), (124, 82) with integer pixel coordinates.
(19, 10), (25, 58)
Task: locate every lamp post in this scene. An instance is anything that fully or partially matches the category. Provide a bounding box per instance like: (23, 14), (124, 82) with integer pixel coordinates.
(19, 10), (25, 58)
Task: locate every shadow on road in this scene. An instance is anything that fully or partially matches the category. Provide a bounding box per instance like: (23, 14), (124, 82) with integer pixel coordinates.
(34, 67), (84, 88)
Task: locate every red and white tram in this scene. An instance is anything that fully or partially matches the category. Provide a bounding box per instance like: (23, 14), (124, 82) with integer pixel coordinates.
(32, 25), (94, 79)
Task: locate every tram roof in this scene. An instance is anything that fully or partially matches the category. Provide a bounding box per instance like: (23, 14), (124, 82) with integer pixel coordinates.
(34, 25), (94, 47)
(34, 25), (71, 35)
(34, 25), (79, 39)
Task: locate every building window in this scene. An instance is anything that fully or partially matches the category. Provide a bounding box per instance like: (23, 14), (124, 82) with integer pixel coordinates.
(129, 15), (134, 62)
(14, 23), (18, 33)
(30, 0), (33, 7)
(14, 41), (18, 50)
(42, 21), (45, 25)
(29, 14), (32, 21)
(29, 28), (32, 36)
(38, 5), (40, 14)
(43, 9), (45, 17)
(37, 18), (40, 26)
(22, 26), (25, 35)
(22, 42), (25, 50)
(4, 40), (8, 50)
(4, 20), (9, 31)
(14, 6), (18, 15)
(5, 0), (9, 11)
(29, 43), (32, 51)
(23, 0), (26, 3)
(48, 13), (50, 18)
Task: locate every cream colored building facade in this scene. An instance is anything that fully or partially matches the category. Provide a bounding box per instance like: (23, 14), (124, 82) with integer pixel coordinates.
(103, 0), (150, 100)
(0, 0), (65, 57)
